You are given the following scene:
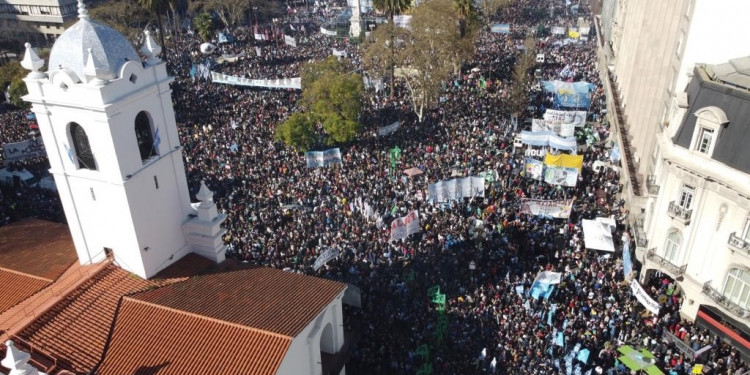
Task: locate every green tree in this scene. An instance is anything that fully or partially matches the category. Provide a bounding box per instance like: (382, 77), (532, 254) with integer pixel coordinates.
(389, 0), (474, 122)
(372, 0), (412, 97)
(135, 0), (169, 55)
(476, 0), (511, 19)
(0, 61), (29, 108)
(453, 0), (476, 37)
(508, 36), (537, 115)
(275, 112), (318, 151)
(193, 13), (214, 41)
(277, 57), (364, 149)
(90, 1), (151, 40)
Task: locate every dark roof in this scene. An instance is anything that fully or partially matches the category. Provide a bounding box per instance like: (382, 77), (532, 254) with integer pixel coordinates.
(0, 219), (77, 280)
(672, 64), (750, 174)
(133, 267), (347, 337)
(95, 298), (292, 375)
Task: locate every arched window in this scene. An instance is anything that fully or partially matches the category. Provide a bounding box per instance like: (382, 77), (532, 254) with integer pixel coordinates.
(70, 122), (97, 170)
(723, 269), (750, 309)
(664, 230), (681, 263)
(134, 111), (157, 161)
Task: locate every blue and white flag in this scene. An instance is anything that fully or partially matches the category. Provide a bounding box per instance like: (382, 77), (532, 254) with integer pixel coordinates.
(153, 127), (161, 151)
(623, 238), (633, 279)
(64, 143), (74, 163)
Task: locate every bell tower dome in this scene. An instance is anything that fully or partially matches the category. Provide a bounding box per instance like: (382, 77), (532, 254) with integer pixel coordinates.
(21, 0), (224, 278)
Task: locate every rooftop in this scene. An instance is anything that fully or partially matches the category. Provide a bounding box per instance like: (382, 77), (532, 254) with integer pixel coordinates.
(704, 56), (750, 91)
(133, 267), (348, 337)
(94, 298), (292, 375)
(0, 219), (77, 280)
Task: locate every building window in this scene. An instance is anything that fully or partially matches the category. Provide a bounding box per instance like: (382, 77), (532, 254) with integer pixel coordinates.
(723, 269), (750, 309)
(696, 128), (714, 154)
(664, 231), (681, 263)
(678, 185), (694, 209)
(134, 111), (157, 162)
(70, 122), (97, 170)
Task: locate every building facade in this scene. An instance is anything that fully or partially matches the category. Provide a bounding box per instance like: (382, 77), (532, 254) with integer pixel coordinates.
(597, 0), (750, 221)
(641, 58), (750, 329)
(0, 0), (78, 42)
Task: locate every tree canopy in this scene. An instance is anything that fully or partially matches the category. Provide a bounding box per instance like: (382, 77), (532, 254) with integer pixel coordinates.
(276, 57), (364, 150)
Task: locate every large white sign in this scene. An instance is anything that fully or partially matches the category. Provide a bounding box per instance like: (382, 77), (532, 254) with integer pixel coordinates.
(427, 177), (485, 203)
(391, 210), (420, 241)
(3, 139), (45, 162)
(305, 148), (342, 168)
(284, 35), (297, 47)
(630, 279), (661, 315)
(211, 72), (302, 90)
(520, 198), (573, 219)
(377, 121), (400, 136)
(313, 247), (341, 271)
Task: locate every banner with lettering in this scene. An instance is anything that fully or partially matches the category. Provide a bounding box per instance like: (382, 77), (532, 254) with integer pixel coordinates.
(551, 26), (566, 35)
(491, 23), (510, 34)
(390, 210), (420, 241)
(305, 148), (342, 168)
(2, 139), (46, 162)
(544, 153), (583, 172)
(377, 121), (400, 136)
(541, 80), (596, 108)
(520, 131), (577, 151)
(543, 166), (578, 187)
(313, 247), (341, 271)
(520, 198), (573, 218)
(427, 177), (485, 203)
(543, 109), (587, 136)
(211, 72), (301, 89)
(630, 279), (661, 315)
(320, 27), (337, 36)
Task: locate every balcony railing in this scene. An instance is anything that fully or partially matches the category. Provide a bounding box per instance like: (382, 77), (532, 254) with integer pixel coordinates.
(633, 218), (648, 248)
(702, 281), (750, 319)
(646, 175), (660, 196)
(667, 201), (692, 223)
(646, 248), (687, 277)
(728, 232), (750, 258)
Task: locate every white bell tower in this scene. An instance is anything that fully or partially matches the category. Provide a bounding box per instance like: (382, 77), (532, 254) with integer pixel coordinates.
(21, 0), (225, 279)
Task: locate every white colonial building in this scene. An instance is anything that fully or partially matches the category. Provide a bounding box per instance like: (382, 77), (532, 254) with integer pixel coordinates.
(641, 57), (750, 329)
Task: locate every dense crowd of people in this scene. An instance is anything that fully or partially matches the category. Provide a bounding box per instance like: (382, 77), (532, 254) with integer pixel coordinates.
(0, 0), (747, 373)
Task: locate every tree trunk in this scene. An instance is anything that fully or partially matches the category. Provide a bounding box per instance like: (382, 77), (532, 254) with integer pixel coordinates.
(388, 11), (397, 98)
(156, 14), (168, 57)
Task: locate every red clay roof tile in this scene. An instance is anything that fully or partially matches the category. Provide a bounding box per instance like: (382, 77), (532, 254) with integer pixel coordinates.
(0, 219), (77, 280)
(95, 298), (292, 375)
(133, 267), (347, 337)
(0, 270), (50, 316)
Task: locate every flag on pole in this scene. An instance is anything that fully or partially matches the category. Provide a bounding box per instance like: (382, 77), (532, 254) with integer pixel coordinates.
(480, 348), (487, 359)
(490, 357), (497, 372)
(64, 143), (74, 163)
(152, 127), (161, 152)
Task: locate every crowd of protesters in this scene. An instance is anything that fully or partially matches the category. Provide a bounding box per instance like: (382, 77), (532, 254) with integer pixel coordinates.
(0, 0), (747, 373)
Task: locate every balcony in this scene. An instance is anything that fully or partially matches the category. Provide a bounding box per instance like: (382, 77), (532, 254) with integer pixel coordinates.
(667, 201), (692, 224)
(646, 175), (660, 196)
(702, 281), (750, 319)
(728, 232), (750, 259)
(646, 248), (687, 277)
(633, 218), (648, 248)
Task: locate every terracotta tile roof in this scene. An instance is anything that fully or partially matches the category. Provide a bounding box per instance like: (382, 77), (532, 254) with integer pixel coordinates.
(0, 270), (50, 315)
(150, 252), (215, 281)
(0, 219), (77, 280)
(134, 267), (347, 337)
(14, 264), (158, 374)
(95, 298), (292, 375)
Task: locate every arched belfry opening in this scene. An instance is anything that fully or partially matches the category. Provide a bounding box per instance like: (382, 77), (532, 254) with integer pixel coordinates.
(135, 111), (157, 161)
(70, 122), (97, 170)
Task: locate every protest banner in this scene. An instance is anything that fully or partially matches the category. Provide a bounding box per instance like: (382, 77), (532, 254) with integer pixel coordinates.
(313, 247), (341, 271)
(491, 23), (510, 34)
(391, 210), (420, 241)
(332, 48), (346, 57)
(377, 121), (400, 136)
(520, 198), (573, 219)
(630, 279), (661, 315)
(544, 153), (583, 172)
(284, 35), (297, 47)
(211, 72), (302, 89)
(543, 166), (578, 187)
(524, 158), (544, 180)
(520, 131), (577, 151)
(541, 80), (595, 108)
(3, 139), (45, 162)
(305, 148), (342, 168)
(551, 26), (566, 35)
(427, 177), (484, 203)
